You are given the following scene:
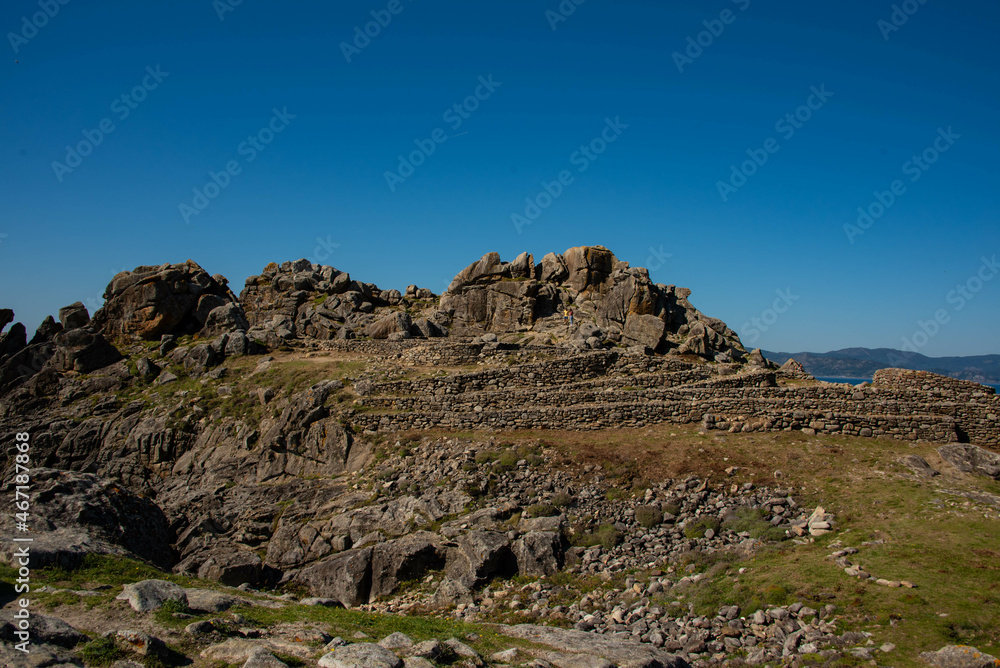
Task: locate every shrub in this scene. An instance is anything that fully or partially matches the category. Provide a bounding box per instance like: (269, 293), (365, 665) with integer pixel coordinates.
(551, 492), (574, 508)
(635, 505), (663, 529)
(661, 501), (681, 516)
(474, 451), (497, 465)
(572, 523), (623, 550)
(684, 516), (721, 539)
(595, 523), (622, 549)
(605, 488), (629, 502)
(496, 451), (519, 472)
(525, 503), (558, 518)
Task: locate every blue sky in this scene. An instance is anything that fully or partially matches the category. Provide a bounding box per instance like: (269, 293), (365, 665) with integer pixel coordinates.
(2, 0), (998, 356)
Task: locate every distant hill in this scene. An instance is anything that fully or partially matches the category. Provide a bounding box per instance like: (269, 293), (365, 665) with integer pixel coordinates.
(761, 348), (1000, 384)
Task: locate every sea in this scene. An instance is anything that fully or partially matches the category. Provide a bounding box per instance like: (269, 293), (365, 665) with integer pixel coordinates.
(816, 376), (1000, 393)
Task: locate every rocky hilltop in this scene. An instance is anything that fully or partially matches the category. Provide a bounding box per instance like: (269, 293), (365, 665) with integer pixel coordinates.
(1, 245), (998, 668)
(235, 246), (744, 361)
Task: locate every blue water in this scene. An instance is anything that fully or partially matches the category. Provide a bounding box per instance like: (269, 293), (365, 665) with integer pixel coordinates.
(816, 376), (1000, 393)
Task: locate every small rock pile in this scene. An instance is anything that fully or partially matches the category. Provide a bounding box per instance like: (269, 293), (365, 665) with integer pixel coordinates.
(829, 547), (917, 589)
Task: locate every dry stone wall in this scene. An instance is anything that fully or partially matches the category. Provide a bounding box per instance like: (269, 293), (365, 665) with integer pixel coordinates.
(348, 345), (997, 447)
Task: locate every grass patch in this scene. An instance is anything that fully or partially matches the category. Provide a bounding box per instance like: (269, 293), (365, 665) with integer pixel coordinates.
(153, 597), (195, 625)
(722, 507), (787, 541)
(683, 516), (720, 539)
(571, 523), (622, 550)
(235, 603), (543, 658)
(79, 637), (127, 667)
(36, 554), (170, 588)
(254, 358), (367, 396)
(524, 503), (559, 518)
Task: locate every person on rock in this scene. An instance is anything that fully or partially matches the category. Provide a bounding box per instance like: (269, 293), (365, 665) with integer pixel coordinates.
(568, 309), (574, 326)
(563, 308), (569, 325)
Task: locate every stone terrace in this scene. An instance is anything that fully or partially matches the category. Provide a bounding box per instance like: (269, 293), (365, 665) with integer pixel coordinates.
(346, 342), (999, 447)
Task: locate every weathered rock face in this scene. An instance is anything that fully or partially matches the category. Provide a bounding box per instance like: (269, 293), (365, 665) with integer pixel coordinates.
(116, 579), (189, 612)
(446, 530), (516, 588)
(240, 259), (444, 346)
(937, 443), (1000, 479)
(512, 531), (563, 577)
(296, 547), (374, 607)
(499, 624), (692, 668)
(441, 246), (746, 360)
(49, 326), (123, 373)
(91, 260), (245, 342)
(0, 469), (175, 570)
(0, 321), (27, 359)
(369, 531), (446, 601)
(919, 644), (998, 668)
(0, 304), (124, 398)
(58, 301), (91, 331)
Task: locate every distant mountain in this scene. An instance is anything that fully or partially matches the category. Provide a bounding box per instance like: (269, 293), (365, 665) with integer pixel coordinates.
(761, 348), (1000, 384)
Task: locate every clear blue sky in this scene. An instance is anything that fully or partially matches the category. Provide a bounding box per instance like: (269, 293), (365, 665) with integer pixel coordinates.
(2, 0), (998, 356)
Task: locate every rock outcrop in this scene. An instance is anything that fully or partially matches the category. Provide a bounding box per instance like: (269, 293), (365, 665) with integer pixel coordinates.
(0, 469), (175, 569)
(937, 443), (1000, 480)
(240, 259), (445, 346)
(91, 260), (246, 342)
(441, 246), (746, 360)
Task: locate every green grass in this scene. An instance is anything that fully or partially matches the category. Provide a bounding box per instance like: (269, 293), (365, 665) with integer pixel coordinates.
(570, 523), (622, 550)
(524, 503), (559, 518)
(683, 516), (720, 539)
(153, 597), (195, 625)
(254, 359), (367, 396)
(677, 465), (1000, 666)
(79, 637), (127, 667)
(722, 507), (787, 541)
(235, 603), (544, 658)
(41, 590), (83, 609)
(36, 554), (169, 588)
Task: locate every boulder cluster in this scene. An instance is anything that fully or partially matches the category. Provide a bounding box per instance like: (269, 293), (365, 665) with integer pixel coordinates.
(0, 260), (260, 397)
(442, 246), (746, 360)
(1, 245), (753, 401)
(240, 258), (445, 347)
